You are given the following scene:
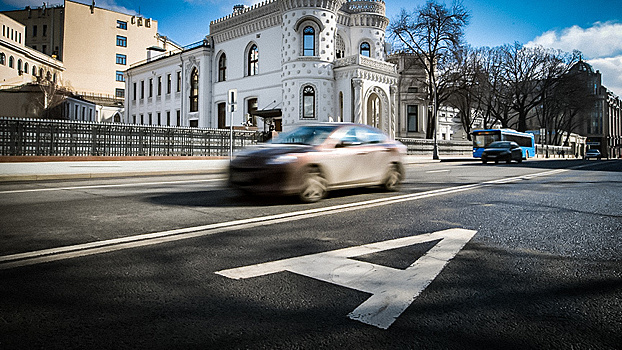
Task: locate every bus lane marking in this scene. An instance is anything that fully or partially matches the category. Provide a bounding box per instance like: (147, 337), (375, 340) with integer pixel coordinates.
(216, 228), (477, 329)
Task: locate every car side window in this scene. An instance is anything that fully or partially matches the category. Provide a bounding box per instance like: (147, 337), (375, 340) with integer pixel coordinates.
(337, 128), (361, 146)
(353, 127), (387, 145)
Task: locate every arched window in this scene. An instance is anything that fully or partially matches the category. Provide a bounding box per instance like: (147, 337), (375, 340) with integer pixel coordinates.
(17, 59), (22, 72)
(39, 68), (43, 77)
(190, 68), (199, 112)
(0, 53), (5, 65)
(32, 65), (37, 75)
(23, 62), (28, 74)
(360, 42), (371, 57)
(335, 35), (345, 59)
(8, 56), (14, 68)
(247, 44), (258, 76)
(303, 26), (315, 56)
(302, 85), (315, 119)
(218, 53), (226, 82)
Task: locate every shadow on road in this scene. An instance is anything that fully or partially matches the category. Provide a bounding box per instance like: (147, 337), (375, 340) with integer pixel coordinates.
(463, 159), (622, 172)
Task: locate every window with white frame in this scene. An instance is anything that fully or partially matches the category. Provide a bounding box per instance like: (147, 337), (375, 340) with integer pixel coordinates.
(247, 44), (258, 76)
(302, 85), (316, 119)
(218, 53), (226, 82)
(360, 42), (370, 57)
(303, 26), (315, 56)
(190, 68), (199, 112)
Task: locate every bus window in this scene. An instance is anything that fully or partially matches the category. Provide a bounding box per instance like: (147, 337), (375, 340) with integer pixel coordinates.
(473, 132), (500, 148)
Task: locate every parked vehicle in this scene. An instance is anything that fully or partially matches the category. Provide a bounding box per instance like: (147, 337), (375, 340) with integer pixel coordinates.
(228, 123), (406, 203)
(481, 141), (523, 164)
(584, 149), (602, 160)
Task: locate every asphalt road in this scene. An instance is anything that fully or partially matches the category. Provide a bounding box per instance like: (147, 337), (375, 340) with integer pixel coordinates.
(0, 159), (620, 349)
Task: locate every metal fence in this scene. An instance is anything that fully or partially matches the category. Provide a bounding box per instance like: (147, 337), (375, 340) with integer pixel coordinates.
(0, 117), (476, 157)
(0, 117), (259, 157)
(397, 138), (473, 156)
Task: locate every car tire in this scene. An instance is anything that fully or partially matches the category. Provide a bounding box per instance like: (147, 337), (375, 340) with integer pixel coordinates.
(517, 157), (522, 163)
(299, 167), (327, 203)
(382, 164), (402, 192)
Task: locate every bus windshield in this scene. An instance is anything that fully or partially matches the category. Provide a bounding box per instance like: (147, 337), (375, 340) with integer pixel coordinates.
(473, 132), (500, 148)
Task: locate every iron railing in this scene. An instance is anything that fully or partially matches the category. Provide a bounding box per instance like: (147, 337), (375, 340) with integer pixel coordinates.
(0, 117), (259, 157)
(397, 138), (473, 156)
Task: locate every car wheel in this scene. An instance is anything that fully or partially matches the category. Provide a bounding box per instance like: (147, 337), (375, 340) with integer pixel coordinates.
(382, 164), (402, 192)
(299, 168), (327, 203)
(517, 157), (522, 163)
(506, 158), (512, 164)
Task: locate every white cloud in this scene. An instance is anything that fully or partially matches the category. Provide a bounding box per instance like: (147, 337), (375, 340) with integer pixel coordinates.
(527, 21), (622, 59)
(94, 0), (137, 16)
(527, 22), (622, 96)
(589, 56), (622, 97)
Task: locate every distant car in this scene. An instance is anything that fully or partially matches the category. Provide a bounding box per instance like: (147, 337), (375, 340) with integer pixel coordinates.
(481, 141), (523, 164)
(584, 149), (601, 160)
(228, 123), (407, 203)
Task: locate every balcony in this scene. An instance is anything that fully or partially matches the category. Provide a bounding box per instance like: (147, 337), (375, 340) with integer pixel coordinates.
(334, 54), (396, 75)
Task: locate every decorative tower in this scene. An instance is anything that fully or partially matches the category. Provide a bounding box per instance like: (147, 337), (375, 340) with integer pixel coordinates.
(280, 0), (346, 128)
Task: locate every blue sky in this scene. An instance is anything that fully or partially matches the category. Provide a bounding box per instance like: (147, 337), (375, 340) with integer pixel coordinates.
(2, 0), (622, 93)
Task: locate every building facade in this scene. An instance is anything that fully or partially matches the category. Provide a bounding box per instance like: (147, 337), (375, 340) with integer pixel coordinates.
(126, 0), (404, 136)
(1, 13), (64, 88)
(2, 0), (180, 99)
(606, 90), (622, 158)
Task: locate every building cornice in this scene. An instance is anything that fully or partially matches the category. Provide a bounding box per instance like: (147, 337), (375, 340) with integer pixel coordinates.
(210, 1), (281, 43)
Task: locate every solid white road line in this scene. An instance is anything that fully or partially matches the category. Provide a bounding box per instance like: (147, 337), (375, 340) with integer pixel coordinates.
(0, 178), (223, 194)
(0, 168), (568, 270)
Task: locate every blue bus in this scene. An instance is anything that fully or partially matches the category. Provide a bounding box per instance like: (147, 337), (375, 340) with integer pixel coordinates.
(472, 129), (535, 159)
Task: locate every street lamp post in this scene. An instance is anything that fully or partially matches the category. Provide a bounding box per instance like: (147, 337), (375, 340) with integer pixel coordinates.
(432, 84), (439, 160)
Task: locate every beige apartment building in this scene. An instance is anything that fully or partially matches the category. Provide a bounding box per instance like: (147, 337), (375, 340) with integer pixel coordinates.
(2, 0), (180, 99)
(1, 13), (64, 88)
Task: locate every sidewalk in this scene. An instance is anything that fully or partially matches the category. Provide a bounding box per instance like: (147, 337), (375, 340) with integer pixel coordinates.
(0, 155), (472, 182)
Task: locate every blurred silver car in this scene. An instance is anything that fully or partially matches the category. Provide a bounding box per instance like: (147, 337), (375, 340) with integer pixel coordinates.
(228, 123), (406, 202)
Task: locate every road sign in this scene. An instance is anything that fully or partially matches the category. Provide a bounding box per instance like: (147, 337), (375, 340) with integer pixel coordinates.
(217, 228), (477, 329)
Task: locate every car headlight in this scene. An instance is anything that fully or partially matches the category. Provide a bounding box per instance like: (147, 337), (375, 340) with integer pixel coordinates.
(267, 155), (298, 165)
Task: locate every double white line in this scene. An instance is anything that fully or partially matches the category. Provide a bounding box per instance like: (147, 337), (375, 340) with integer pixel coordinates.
(0, 168), (567, 270)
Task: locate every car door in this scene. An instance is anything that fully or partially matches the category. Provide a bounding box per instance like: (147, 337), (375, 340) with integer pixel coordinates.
(320, 127), (374, 187)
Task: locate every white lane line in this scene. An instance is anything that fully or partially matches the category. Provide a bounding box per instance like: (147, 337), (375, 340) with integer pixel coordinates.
(426, 169), (450, 173)
(0, 168), (568, 270)
(0, 178), (223, 194)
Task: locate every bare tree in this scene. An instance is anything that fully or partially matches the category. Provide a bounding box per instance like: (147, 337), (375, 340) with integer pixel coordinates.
(33, 73), (70, 119)
(390, 0), (469, 140)
(443, 46), (491, 140)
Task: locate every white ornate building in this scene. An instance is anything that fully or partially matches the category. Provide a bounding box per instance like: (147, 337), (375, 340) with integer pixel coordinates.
(125, 0), (400, 136)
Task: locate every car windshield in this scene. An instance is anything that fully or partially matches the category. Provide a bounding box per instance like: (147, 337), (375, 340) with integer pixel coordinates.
(271, 125), (338, 146)
(488, 141), (511, 148)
